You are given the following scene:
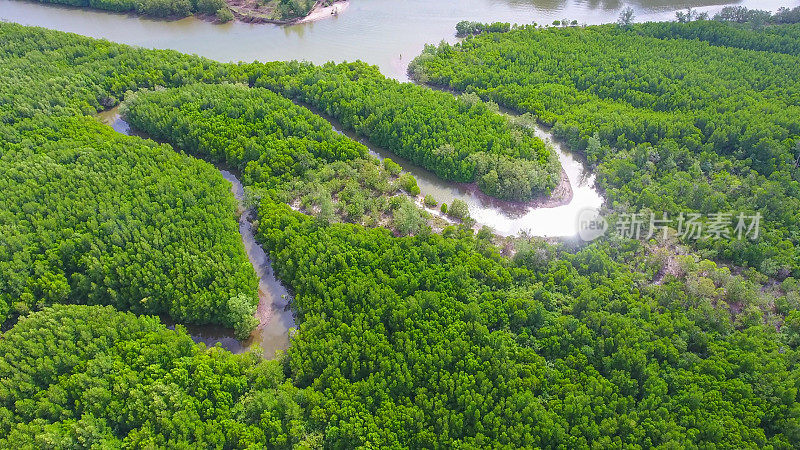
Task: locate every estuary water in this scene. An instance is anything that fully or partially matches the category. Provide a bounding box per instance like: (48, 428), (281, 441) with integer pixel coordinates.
(0, 0), (792, 81)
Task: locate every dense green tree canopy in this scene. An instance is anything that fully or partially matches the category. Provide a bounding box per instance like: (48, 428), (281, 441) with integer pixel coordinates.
(32, 0), (235, 20)
(241, 60), (561, 200)
(122, 83), (439, 232)
(0, 115), (259, 335)
(0, 305), (317, 448)
(636, 20), (800, 55)
(2, 20), (800, 449)
(410, 21), (800, 277)
(253, 199), (800, 447)
(122, 83), (366, 188)
(0, 22), (556, 201)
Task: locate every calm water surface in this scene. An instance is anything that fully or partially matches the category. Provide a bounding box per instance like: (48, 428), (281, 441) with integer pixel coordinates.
(1, 0), (793, 80)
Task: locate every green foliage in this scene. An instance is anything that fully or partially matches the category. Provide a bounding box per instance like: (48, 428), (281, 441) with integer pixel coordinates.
(291, 159), (399, 226)
(675, 7), (709, 24)
(396, 172), (421, 196)
(773, 6), (800, 25)
(36, 0), (226, 18)
(0, 23), (557, 202)
(244, 60), (560, 200)
(253, 199), (800, 447)
(383, 158), (402, 176)
(0, 116), (259, 334)
(471, 150), (559, 199)
(0, 305), (315, 448)
(0, 23), (243, 125)
(392, 198), (426, 235)
(45, 0), (322, 21)
(123, 83), (366, 186)
(423, 194), (438, 207)
(783, 310), (800, 348)
(711, 6), (797, 25)
(0, 24), (260, 333)
(274, 0), (314, 21)
(226, 293), (261, 339)
(194, 0), (225, 14)
(410, 22), (800, 276)
(636, 20), (800, 55)
(216, 6), (234, 22)
(88, 0), (136, 11)
(135, 0), (192, 17)
(617, 7), (635, 28)
(455, 21), (511, 37)
(3, 21), (800, 449)
(447, 198), (470, 220)
(123, 83), (428, 229)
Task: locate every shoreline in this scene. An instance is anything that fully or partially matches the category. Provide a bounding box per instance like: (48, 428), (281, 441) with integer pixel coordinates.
(230, 0), (348, 24)
(5, 0), (349, 26)
(298, 0), (349, 24)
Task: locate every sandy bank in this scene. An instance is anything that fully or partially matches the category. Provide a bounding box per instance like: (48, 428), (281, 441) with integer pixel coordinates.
(299, 0), (349, 23)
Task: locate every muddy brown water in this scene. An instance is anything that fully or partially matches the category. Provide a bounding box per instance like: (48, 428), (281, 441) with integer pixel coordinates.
(97, 108), (294, 358)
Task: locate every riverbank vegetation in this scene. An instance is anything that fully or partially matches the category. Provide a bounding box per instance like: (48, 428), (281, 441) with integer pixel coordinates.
(250, 198), (800, 448)
(0, 21), (560, 202)
(0, 305), (316, 447)
(2, 20), (800, 448)
(410, 19), (800, 279)
(638, 6), (800, 55)
(30, 0), (231, 20)
(25, 0), (343, 23)
(0, 24), (262, 335)
(121, 83), (445, 232)
(243, 61), (561, 200)
(455, 20), (511, 37)
(0, 114), (260, 336)
(122, 84), (367, 185)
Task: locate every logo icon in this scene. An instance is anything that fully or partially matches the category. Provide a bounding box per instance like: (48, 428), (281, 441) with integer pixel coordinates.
(576, 207), (607, 242)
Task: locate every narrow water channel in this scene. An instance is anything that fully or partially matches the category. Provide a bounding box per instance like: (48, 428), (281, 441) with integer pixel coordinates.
(97, 84), (601, 353)
(97, 107), (294, 358)
(220, 169), (295, 358)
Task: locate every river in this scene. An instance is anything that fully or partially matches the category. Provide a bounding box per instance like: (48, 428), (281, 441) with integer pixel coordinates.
(6, 0), (791, 234)
(97, 107), (294, 358)
(306, 102), (604, 237)
(95, 94), (598, 355)
(372, 122), (603, 237)
(0, 0), (792, 81)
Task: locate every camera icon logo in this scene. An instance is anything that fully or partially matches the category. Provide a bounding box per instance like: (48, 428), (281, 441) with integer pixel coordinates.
(576, 207), (608, 242)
